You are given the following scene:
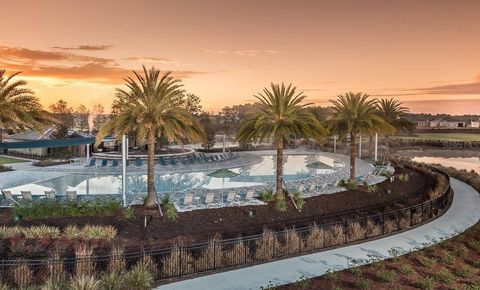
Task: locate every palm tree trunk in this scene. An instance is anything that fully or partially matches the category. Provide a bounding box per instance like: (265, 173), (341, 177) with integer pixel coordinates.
(275, 138), (284, 200)
(145, 131), (156, 207)
(349, 133), (356, 181)
(384, 135), (390, 162)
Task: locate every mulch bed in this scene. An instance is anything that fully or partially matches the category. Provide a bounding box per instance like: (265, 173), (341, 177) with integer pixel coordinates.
(278, 222), (480, 290)
(0, 167), (436, 252)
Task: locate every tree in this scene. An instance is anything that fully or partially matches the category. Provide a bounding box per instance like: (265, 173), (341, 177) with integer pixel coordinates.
(173, 93), (203, 115)
(198, 113), (216, 150)
(0, 69), (52, 144)
(235, 83), (327, 200)
(328, 92), (393, 180)
(49, 99), (74, 130)
(91, 104), (105, 133)
(97, 66), (205, 207)
(75, 105), (90, 132)
(377, 98), (414, 160)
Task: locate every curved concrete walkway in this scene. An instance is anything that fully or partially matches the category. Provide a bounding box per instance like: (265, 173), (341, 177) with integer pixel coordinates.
(157, 178), (480, 290)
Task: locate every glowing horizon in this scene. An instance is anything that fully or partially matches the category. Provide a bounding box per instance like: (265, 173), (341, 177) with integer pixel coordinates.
(1, 0), (480, 114)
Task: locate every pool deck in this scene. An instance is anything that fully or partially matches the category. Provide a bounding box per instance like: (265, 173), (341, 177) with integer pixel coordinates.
(156, 178), (480, 290)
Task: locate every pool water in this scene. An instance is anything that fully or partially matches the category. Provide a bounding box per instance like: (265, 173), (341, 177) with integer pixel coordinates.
(412, 156), (480, 174)
(3, 155), (340, 195)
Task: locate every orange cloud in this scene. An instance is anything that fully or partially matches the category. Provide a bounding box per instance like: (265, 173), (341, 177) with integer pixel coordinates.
(51, 44), (114, 51)
(124, 56), (178, 64)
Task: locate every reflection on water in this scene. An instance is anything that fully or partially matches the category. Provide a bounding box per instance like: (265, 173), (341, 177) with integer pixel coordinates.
(412, 156), (480, 174)
(6, 154), (339, 195)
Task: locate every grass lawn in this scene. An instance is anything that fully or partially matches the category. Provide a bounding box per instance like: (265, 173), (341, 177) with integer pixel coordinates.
(0, 155), (28, 164)
(393, 133), (480, 142)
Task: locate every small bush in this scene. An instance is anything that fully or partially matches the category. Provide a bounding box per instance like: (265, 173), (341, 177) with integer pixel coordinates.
(324, 224), (345, 246)
(347, 221), (365, 242)
(275, 199), (287, 212)
(99, 271), (125, 290)
(123, 207), (135, 220)
(81, 225), (117, 240)
(40, 276), (67, 290)
(294, 275), (310, 289)
(69, 275), (100, 290)
(10, 260), (33, 288)
(455, 265), (472, 278)
(435, 268), (455, 284)
(305, 224), (324, 250)
(454, 244), (469, 257)
(108, 244), (126, 273)
(399, 264), (414, 275)
(124, 262), (154, 290)
(440, 250), (456, 265)
(64, 225), (81, 239)
(165, 202), (178, 221)
(259, 190), (274, 201)
(417, 255), (436, 268)
(75, 243), (95, 277)
(350, 267), (362, 277)
(415, 276), (435, 290)
(473, 259), (480, 268)
(378, 269), (396, 283)
(354, 278), (369, 289)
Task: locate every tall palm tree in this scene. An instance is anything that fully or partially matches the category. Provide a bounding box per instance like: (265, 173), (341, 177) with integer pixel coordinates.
(235, 83), (327, 200)
(0, 69), (52, 143)
(97, 66), (205, 207)
(328, 92), (393, 181)
(377, 98), (414, 160)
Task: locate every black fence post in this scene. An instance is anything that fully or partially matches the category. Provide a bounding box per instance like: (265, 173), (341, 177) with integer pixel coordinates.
(213, 241), (216, 270)
(179, 246), (182, 277)
(344, 221), (348, 244)
(244, 237), (247, 264)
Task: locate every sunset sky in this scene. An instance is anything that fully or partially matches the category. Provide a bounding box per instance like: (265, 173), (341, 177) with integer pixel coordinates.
(1, 0), (480, 114)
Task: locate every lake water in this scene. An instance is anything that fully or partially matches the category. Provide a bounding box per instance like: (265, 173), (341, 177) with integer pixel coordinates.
(412, 156), (480, 174)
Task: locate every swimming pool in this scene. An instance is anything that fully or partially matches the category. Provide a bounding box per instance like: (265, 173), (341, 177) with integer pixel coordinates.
(2, 154), (340, 196)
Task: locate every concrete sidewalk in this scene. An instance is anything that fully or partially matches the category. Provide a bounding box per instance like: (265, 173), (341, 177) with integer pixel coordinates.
(157, 178), (480, 290)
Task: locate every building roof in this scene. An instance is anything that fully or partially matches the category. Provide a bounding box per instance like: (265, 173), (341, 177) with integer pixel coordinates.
(8, 126), (94, 141)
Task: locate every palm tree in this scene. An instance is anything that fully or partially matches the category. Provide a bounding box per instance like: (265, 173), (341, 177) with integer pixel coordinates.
(235, 83), (327, 200)
(97, 66), (205, 207)
(328, 92), (393, 181)
(0, 69), (52, 144)
(377, 98), (414, 160)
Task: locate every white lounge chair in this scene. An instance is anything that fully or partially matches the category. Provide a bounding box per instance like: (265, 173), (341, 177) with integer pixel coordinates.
(1, 190), (20, 206)
(226, 191), (236, 203)
(205, 192), (215, 204)
(245, 190), (255, 201)
(21, 191), (33, 201)
(321, 182), (328, 189)
(44, 190), (56, 200)
(66, 190), (77, 201)
(184, 193), (194, 210)
(308, 184), (317, 192)
(297, 184), (305, 192)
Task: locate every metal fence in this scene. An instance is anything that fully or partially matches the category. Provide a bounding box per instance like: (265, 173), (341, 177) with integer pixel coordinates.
(0, 168), (453, 288)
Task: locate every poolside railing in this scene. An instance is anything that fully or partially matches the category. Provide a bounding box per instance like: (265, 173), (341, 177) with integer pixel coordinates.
(0, 166), (453, 288)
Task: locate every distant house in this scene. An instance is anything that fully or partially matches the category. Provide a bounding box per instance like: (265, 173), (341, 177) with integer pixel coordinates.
(467, 119), (480, 128)
(5, 126), (94, 158)
(404, 115), (431, 128)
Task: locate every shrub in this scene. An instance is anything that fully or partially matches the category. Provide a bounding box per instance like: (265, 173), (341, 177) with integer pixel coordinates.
(417, 255), (436, 268)
(222, 240), (248, 266)
(399, 264), (414, 275)
(108, 244), (126, 273)
(10, 260), (33, 288)
(280, 229), (302, 255)
(162, 246), (193, 277)
(75, 243), (95, 277)
(99, 271), (125, 290)
(69, 275), (100, 290)
(40, 276), (67, 290)
(354, 278), (369, 289)
(196, 239), (222, 271)
(455, 266), (472, 278)
(440, 250), (455, 265)
(324, 224), (345, 246)
(124, 262), (154, 290)
(305, 224), (324, 250)
(378, 269), (396, 283)
(350, 267), (362, 277)
(47, 250), (64, 281)
(366, 219), (382, 237)
(347, 221), (365, 242)
(275, 199), (287, 212)
(122, 207), (135, 220)
(346, 180), (358, 190)
(64, 225), (81, 239)
(454, 244), (469, 257)
(22, 225), (61, 239)
(165, 202), (178, 221)
(473, 259), (480, 268)
(415, 276), (435, 290)
(81, 225), (117, 240)
(294, 275), (310, 289)
(254, 230), (278, 261)
(259, 190), (274, 201)
(435, 268), (455, 284)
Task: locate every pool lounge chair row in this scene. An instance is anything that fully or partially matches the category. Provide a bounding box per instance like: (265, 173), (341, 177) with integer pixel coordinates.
(1, 190), (78, 204)
(182, 189), (255, 211)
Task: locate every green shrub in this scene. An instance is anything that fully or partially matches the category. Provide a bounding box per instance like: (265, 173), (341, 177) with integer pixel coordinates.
(275, 200), (287, 212)
(473, 259), (480, 268)
(435, 268), (455, 284)
(99, 271), (125, 290)
(415, 276), (435, 290)
(354, 278), (369, 289)
(350, 267), (362, 277)
(455, 266), (472, 278)
(259, 190), (274, 201)
(346, 180), (358, 190)
(40, 276), (67, 290)
(69, 275), (100, 290)
(294, 275), (310, 289)
(399, 264), (414, 275)
(165, 202), (178, 221)
(80, 225), (117, 240)
(123, 207), (135, 220)
(454, 244), (469, 257)
(13, 199), (122, 220)
(417, 255), (436, 268)
(378, 269), (396, 283)
(124, 263), (154, 290)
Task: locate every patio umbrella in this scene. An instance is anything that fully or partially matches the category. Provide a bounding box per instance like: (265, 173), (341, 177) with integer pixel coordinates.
(207, 168), (239, 203)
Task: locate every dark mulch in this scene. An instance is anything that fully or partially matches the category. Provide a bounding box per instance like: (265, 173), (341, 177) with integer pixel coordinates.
(0, 167), (436, 251)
